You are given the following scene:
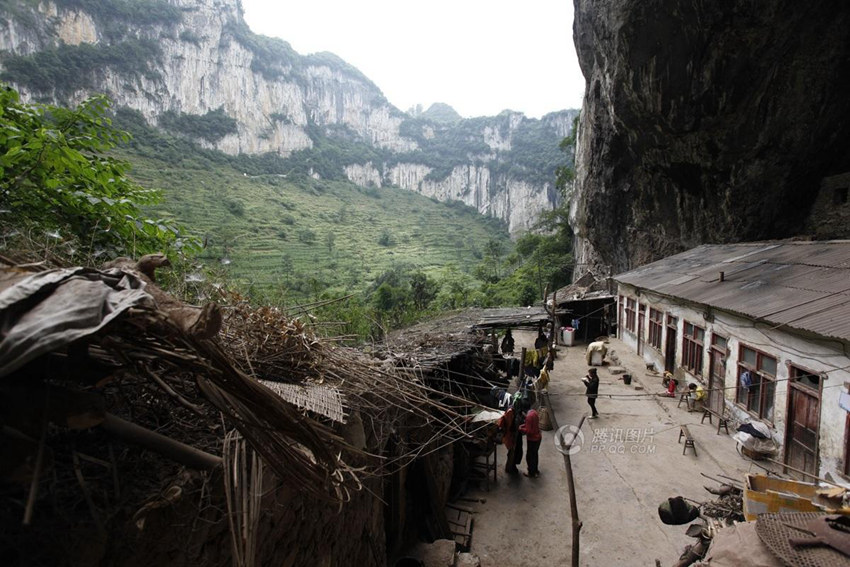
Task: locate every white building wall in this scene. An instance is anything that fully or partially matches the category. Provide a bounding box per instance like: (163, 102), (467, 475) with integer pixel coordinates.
(617, 284), (850, 481)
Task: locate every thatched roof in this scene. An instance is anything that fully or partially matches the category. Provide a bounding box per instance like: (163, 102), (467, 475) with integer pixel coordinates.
(0, 257), (479, 507)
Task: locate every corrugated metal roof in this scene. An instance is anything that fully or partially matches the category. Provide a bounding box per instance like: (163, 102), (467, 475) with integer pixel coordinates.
(614, 241), (850, 341)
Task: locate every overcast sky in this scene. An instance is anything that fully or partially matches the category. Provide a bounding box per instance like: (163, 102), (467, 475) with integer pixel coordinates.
(240, 0), (585, 119)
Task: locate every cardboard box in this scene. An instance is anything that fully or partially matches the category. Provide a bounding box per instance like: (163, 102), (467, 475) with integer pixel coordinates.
(743, 474), (820, 521)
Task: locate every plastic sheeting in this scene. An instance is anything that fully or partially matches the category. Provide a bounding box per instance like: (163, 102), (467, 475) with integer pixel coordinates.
(0, 267), (153, 378)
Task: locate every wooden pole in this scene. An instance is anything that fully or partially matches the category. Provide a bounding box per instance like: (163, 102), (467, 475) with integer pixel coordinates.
(558, 415), (587, 567)
(101, 413), (222, 470)
(551, 289), (558, 350)
(519, 347), (527, 386)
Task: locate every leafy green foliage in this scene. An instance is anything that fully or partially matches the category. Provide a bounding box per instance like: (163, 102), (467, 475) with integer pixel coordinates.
(159, 107), (238, 143)
(0, 85), (187, 256)
(1, 39), (161, 95)
(361, 265), (443, 333)
(55, 0), (181, 28)
(418, 102), (462, 123)
(474, 123), (580, 306)
(0, 1), (43, 32)
(179, 30), (202, 46)
(396, 116), (492, 182)
(555, 113), (580, 199)
(278, 122), (388, 181)
(227, 21), (298, 80)
(377, 229), (395, 247)
(114, 114), (514, 316)
(396, 111), (572, 185)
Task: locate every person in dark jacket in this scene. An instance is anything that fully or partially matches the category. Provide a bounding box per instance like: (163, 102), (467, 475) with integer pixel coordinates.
(500, 329), (515, 355)
(582, 367), (600, 418)
(534, 329), (547, 349)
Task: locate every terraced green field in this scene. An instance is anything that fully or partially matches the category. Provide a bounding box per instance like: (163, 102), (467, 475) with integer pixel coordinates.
(127, 155), (512, 302)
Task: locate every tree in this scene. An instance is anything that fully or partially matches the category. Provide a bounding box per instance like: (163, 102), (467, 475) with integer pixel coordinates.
(554, 113), (580, 200)
(0, 85), (186, 255)
(410, 271), (438, 311)
(483, 238), (503, 280)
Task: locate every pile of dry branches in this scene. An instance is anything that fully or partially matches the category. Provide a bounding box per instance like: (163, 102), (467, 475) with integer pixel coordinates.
(217, 295), (484, 477)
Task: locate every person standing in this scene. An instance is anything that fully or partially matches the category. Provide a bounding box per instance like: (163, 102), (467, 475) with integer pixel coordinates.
(519, 405), (542, 477)
(496, 406), (519, 475)
(582, 367), (600, 418)
(534, 328), (547, 350)
(500, 329), (515, 355)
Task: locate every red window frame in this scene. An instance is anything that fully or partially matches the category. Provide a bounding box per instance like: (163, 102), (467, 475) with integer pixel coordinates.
(681, 321), (705, 375)
(648, 308), (663, 350)
(735, 344), (778, 422)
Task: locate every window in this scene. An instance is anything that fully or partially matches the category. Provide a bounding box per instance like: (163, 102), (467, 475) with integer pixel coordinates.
(790, 366), (821, 391)
(625, 297), (636, 333)
(735, 345), (777, 422)
(682, 321), (705, 375)
(648, 308), (663, 349)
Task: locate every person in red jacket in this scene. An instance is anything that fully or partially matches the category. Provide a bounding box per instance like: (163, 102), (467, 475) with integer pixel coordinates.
(519, 405), (542, 477)
(496, 407), (519, 475)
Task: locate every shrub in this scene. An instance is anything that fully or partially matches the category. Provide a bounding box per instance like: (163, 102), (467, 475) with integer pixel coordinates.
(297, 229), (316, 244)
(224, 198), (245, 216)
(377, 229), (395, 247)
(159, 107), (238, 143)
(0, 86), (187, 255)
(1, 39), (161, 95)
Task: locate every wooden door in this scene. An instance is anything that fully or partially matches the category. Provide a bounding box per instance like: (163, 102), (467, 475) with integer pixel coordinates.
(637, 304), (646, 355)
(664, 316), (678, 373)
(707, 349), (725, 413)
(707, 334), (728, 414)
(785, 373), (821, 480)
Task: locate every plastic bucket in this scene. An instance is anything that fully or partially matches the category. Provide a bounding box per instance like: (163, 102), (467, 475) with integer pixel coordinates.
(622, 374), (632, 385)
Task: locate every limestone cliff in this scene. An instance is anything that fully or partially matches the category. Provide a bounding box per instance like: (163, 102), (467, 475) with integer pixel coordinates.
(571, 0), (850, 274)
(0, 0), (575, 234)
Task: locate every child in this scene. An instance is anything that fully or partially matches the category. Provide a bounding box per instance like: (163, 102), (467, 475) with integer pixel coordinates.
(582, 367), (600, 418)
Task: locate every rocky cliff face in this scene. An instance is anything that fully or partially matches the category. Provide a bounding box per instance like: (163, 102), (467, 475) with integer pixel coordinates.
(571, 0), (850, 274)
(0, 0), (574, 234)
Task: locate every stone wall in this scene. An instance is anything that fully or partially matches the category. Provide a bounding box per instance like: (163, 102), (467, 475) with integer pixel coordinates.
(807, 172), (850, 240)
(572, 0), (850, 275)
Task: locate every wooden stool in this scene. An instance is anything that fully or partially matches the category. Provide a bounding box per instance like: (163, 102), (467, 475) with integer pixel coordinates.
(700, 408), (730, 435)
(466, 440), (497, 491)
(677, 392), (693, 410)
(678, 425), (697, 456)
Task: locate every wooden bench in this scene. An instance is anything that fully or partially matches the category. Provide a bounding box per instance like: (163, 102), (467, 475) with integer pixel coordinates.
(677, 391), (693, 410)
(700, 407), (730, 435)
(678, 425), (697, 456)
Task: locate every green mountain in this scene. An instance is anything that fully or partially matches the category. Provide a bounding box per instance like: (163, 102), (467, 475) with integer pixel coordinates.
(114, 112), (511, 304)
(0, 0), (578, 309)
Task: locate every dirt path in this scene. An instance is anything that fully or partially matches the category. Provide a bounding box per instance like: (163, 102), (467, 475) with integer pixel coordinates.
(466, 330), (775, 566)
